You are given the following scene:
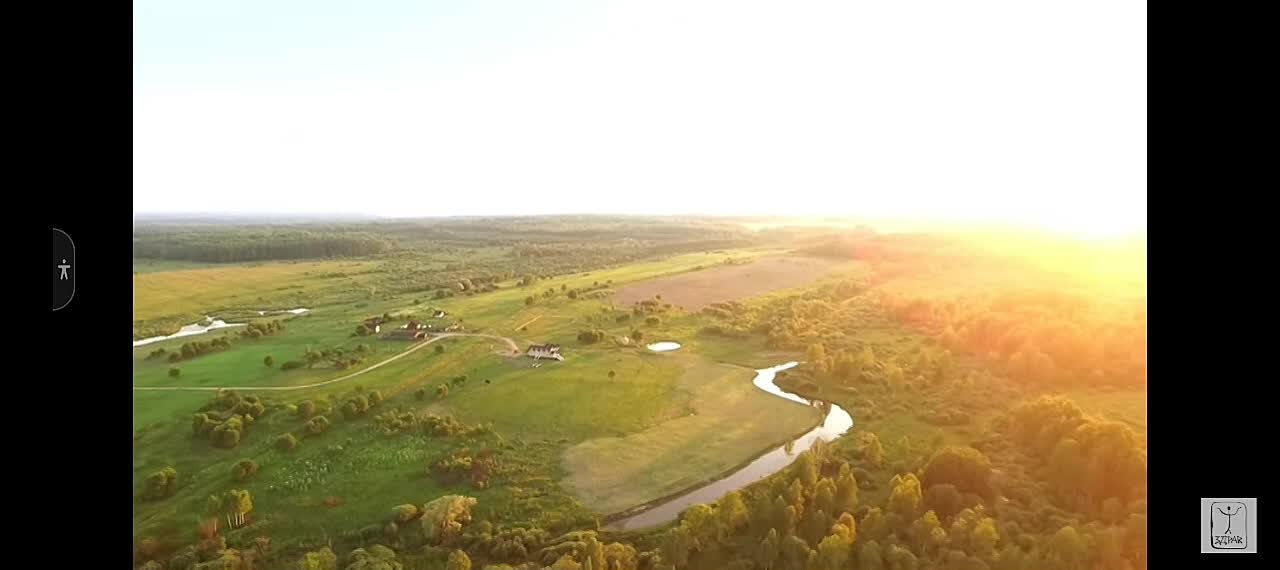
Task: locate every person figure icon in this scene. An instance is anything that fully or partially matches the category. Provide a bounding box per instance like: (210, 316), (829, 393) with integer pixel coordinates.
(58, 259), (70, 280)
(1218, 504), (1243, 534)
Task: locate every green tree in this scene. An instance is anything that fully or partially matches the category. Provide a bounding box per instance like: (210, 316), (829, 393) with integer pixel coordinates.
(608, 370), (616, 380)
(796, 452), (819, 489)
(445, 550), (471, 570)
(786, 478), (806, 513)
(922, 446), (993, 497)
(436, 344), (445, 354)
(813, 478), (837, 516)
(419, 495), (478, 546)
(925, 484), (964, 520)
(780, 534), (812, 570)
(758, 528), (781, 570)
(860, 507), (890, 543)
(631, 329), (644, 341)
(910, 510), (946, 557)
(889, 473), (924, 518)
(1041, 526), (1087, 570)
(525, 296), (535, 306)
(169, 367), (181, 378)
(858, 540), (885, 570)
(816, 531), (853, 570)
(346, 545), (403, 570)
(801, 508), (830, 548)
(864, 433), (885, 467)
(835, 465), (859, 515)
(142, 467), (178, 500)
(682, 504), (717, 551)
(970, 517), (1000, 559)
(661, 526), (691, 569)
(264, 355), (274, 367)
(718, 491), (750, 534)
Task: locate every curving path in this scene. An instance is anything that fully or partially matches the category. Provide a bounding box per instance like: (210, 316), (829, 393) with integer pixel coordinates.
(133, 333), (521, 392)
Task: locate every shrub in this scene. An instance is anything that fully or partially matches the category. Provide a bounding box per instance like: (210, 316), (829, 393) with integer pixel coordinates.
(305, 416), (330, 436)
(276, 433), (299, 450)
(168, 368), (181, 378)
(436, 344), (446, 354)
(231, 460), (259, 481)
(297, 400), (317, 418)
(281, 360), (305, 371)
(142, 467), (178, 500)
(645, 316), (660, 326)
(211, 426), (241, 449)
(263, 355), (274, 367)
(416, 388), (427, 401)
(393, 504), (421, 523)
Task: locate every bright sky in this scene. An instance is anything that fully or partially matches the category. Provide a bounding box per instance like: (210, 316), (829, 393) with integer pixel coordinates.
(134, 1), (1146, 236)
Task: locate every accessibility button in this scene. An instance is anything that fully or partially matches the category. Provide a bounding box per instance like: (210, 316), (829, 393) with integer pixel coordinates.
(52, 228), (75, 310)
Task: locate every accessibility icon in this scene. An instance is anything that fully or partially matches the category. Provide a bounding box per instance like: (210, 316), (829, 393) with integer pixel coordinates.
(52, 228), (75, 311)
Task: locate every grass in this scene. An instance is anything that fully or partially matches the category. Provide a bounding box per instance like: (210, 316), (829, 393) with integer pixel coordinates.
(133, 248), (852, 552)
(560, 356), (822, 514)
(133, 259), (380, 323)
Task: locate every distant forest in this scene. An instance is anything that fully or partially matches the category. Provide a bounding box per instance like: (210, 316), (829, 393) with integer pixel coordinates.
(133, 230), (395, 262)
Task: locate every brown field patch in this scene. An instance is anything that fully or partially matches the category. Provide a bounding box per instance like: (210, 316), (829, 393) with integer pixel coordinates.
(612, 256), (850, 310)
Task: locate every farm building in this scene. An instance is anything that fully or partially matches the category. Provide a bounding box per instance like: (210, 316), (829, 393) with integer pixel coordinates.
(526, 344), (563, 361)
(383, 329), (426, 341)
(402, 320), (425, 330)
(363, 318), (384, 334)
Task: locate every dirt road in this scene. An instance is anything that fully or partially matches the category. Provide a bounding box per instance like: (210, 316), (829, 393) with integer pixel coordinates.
(134, 333), (521, 392)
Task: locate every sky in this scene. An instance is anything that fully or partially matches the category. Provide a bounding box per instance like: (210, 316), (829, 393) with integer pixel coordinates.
(134, 1), (1146, 237)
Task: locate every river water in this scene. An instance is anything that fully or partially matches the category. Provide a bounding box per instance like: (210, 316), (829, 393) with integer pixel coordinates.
(603, 361), (853, 531)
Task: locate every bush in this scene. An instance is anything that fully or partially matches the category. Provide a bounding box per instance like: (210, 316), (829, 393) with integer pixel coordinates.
(305, 416), (331, 436)
(281, 360), (305, 371)
(263, 355), (274, 367)
(297, 400), (317, 418)
(211, 426), (241, 449)
(645, 316), (660, 326)
(436, 345), (445, 354)
(393, 504), (421, 523)
(416, 388), (427, 401)
(231, 460), (259, 481)
(168, 368), (181, 378)
(142, 467), (178, 500)
(276, 433), (299, 450)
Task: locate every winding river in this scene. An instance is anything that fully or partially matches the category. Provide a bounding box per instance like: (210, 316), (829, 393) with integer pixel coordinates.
(604, 361), (853, 531)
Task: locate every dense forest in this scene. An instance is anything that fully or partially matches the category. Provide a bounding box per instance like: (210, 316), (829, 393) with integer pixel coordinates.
(134, 230), (396, 262)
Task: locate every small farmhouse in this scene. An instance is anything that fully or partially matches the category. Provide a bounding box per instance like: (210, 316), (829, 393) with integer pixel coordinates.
(363, 318), (383, 334)
(526, 344), (564, 361)
(402, 320), (425, 330)
(383, 329), (426, 341)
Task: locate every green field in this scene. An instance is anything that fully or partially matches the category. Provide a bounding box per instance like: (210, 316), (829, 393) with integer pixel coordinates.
(561, 357), (821, 514)
(132, 247), (845, 552)
(131, 221), (1147, 570)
